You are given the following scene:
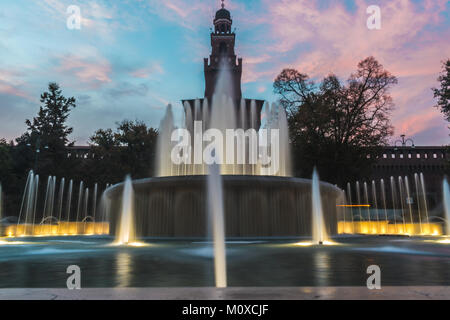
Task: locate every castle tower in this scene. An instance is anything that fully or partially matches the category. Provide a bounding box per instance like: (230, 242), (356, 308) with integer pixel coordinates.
(182, 1), (264, 130)
(204, 1), (242, 101)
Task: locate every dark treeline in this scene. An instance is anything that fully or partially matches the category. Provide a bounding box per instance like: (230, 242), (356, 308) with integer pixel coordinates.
(0, 83), (158, 218)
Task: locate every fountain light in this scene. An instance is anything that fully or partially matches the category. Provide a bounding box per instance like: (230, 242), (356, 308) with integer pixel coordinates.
(110, 241), (148, 247)
(294, 241), (314, 246)
(128, 242), (147, 247)
(0, 240), (29, 245)
(322, 240), (338, 246)
(294, 240), (338, 247)
(114, 176), (136, 246)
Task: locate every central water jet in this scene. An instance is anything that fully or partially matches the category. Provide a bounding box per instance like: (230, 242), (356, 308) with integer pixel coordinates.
(443, 178), (450, 236)
(207, 163), (227, 288)
(312, 168), (328, 245)
(115, 176), (136, 245)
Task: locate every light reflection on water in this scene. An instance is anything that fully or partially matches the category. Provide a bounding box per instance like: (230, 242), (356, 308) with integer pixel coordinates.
(116, 252), (132, 287)
(313, 252), (331, 287)
(350, 246), (432, 255)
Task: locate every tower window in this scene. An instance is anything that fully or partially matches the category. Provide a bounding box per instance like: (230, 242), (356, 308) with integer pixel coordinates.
(219, 42), (227, 54)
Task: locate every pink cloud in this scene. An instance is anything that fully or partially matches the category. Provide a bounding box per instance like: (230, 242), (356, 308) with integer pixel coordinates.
(147, 0), (214, 30)
(396, 111), (441, 137)
(257, 86), (266, 93)
(0, 69), (31, 99)
(0, 82), (29, 99)
(261, 0), (449, 78)
(57, 55), (112, 88)
(242, 0), (449, 144)
(165, 2), (189, 18)
(130, 63), (164, 79)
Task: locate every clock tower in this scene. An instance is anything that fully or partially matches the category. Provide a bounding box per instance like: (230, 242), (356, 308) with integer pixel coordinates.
(204, 0), (242, 101)
(182, 1), (264, 130)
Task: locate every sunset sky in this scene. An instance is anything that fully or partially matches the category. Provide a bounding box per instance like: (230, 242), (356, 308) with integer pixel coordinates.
(0, 0), (449, 145)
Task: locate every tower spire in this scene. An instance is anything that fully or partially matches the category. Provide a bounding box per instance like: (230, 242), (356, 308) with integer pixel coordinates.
(221, 0), (225, 9)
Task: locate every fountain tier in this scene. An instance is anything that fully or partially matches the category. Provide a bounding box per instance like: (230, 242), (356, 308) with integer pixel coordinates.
(105, 175), (341, 238)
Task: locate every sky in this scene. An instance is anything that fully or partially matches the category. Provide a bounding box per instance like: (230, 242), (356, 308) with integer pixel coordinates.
(0, 0), (449, 146)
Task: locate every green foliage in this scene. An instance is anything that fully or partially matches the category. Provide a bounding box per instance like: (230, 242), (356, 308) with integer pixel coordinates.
(86, 120), (158, 185)
(433, 59), (450, 124)
(0, 139), (13, 180)
(0, 81), (159, 217)
(15, 82), (77, 177)
(274, 57), (397, 186)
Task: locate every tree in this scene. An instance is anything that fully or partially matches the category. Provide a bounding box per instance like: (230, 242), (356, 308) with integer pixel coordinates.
(86, 120), (158, 185)
(274, 56), (397, 185)
(0, 139), (24, 218)
(433, 59), (450, 123)
(0, 139), (13, 182)
(115, 120), (158, 177)
(15, 83), (76, 177)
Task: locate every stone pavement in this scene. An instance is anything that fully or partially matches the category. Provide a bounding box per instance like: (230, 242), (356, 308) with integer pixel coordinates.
(0, 287), (449, 300)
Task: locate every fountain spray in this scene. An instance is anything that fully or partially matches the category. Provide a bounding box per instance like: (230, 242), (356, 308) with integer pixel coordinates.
(312, 168), (328, 245)
(443, 178), (450, 236)
(207, 163), (227, 288)
(116, 176), (136, 245)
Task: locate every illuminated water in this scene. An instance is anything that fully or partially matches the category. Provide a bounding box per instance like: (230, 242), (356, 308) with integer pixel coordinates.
(444, 178), (450, 235)
(312, 168), (327, 244)
(0, 236), (448, 288)
(115, 176), (135, 245)
(207, 164), (227, 288)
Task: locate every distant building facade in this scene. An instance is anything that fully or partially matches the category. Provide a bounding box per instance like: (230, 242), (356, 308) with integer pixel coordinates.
(369, 145), (449, 209)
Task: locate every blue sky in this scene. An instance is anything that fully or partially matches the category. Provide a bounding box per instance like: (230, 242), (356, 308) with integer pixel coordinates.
(0, 0), (449, 145)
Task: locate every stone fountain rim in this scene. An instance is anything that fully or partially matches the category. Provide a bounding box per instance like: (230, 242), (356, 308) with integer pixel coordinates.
(105, 175), (343, 197)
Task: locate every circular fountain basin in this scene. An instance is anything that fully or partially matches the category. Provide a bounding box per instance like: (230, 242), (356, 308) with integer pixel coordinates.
(105, 175), (343, 238)
(1, 236), (449, 288)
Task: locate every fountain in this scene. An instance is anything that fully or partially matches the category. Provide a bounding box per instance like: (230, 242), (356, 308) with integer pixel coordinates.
(65, 180), (73, 221)
(420, 173), (430, 232)
(207, 163), (227, 287)
(16, 170), (40, 235)
(405, 176), (414, 224)
(99, 3), (342, 241)
(83, 188), (89, 233)
(414, 173), (423, 233)
(57, 178), (65, 227)
(372, 180), (380, 231)
(312, 168), (328, 244)
(363, 182), (373, 233)
(444, 178), (450, 236)
(3, 170), (107, 237)
(115, 176), (136, 245)
(398, 177), (406, 230)
(92, 183), (98, 221)
(356, 181), (362, 220)
(75, 181), (84, 226)
(104, 100), (341, 238)
(339, 173), (447, 236)
(390, 177), (398, 233)
(347, 182), (354, 227)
